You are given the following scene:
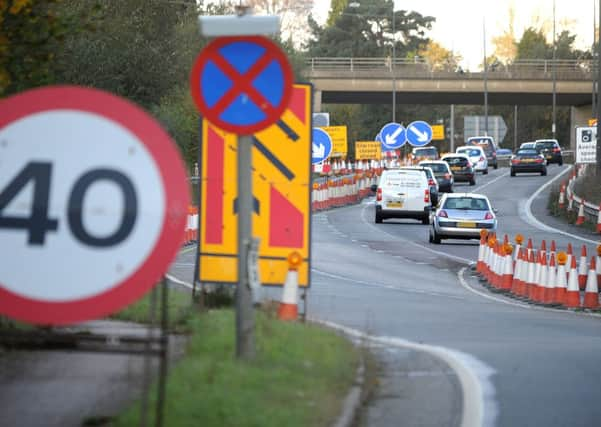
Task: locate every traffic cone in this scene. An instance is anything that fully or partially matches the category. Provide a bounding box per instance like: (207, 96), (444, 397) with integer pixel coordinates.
(555, 251), (568, 306)
(597, 244), (601, 287)
(534, 251), (548, 304)
(565, 256), (581, 308)
(526, 250), (537, 301)
(511, 248), (523, 296)
(544, 253), (557, 305)
(514, 234), (524, 264)
(526, 238), (533, 257)
(568, 193), (574, 211)
(566, 243), (573, 275)
(575, 200), (585, 225)
(277, 252), (303, 321)
(477, 232), (487, 273)
(583, 256), (600, 309)
(578, 245), (588, 290)
(550, 240), (556, 257)
(500, 244), (513, 291)
(558, 183), (566, 209)
(597, 203), (601, 233)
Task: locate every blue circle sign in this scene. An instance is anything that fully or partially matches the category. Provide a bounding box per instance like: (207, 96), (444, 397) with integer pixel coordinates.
(312, 128), (332, 164)
(190, 36), (293, 134)
(406, 121), (433, 147)
(380, 123), (406, 149)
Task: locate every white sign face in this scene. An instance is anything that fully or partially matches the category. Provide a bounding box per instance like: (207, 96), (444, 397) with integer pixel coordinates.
(576, 126), (597, 164)
(0, 86), (189, 325)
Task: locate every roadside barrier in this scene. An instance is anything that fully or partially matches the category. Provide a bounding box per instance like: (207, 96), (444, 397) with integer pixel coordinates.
(476, 232), (600, 311)
(311, 171), (379, 212)
(564, 164), (601, 231)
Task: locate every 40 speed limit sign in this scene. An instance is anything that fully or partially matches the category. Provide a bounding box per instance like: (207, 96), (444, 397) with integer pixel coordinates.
(0, 86), (189, 325)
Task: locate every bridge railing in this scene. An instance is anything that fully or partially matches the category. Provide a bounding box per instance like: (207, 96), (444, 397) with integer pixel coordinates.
(305, 57), (594, 80)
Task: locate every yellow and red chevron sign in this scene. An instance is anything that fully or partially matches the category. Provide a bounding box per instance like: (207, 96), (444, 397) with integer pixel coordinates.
(197, 83), (312, 287)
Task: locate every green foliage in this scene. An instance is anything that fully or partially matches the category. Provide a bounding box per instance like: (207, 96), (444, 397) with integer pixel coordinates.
(114, 310), (359, 427)
(0, 0), (75, 96)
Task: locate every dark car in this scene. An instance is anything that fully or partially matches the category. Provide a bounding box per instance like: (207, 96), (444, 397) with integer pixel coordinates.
(534, 139), (563, 165)
(412, 146), (439, 162)
(441, 154), (475, 185)
(510, 148), (547, 176)
(419, 160), (454, 193)
(466, 136), (498, 169)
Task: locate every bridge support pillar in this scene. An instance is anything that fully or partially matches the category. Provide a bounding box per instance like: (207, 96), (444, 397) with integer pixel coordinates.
(570, 104), (592, 150)
(313, 89), (322, 112)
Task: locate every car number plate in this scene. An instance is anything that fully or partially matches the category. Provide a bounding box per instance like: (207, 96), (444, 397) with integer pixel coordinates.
(521, 159), (534, 163)
(450, 166), (461, 171)
(387, 202), (403, 208)
(457, 221), (476, 228)
(546, 155), (552, 159)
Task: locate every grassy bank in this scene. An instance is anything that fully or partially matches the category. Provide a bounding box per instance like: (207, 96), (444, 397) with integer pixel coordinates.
(114, 309), (359, 427)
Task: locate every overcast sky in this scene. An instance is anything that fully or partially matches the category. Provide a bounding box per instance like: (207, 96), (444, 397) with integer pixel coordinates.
(312, 0), (597, 70)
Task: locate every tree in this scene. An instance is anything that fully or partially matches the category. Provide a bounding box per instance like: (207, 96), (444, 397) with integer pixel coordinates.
(418, 40), (462, 71)
(492, 5), (517, 64)
(515, 27), (549, 60)
(0, 0), (79, 96)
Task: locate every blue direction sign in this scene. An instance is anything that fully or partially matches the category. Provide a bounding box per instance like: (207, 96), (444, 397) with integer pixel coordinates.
(312, 128), (333, 164)
(406, 121), (433, 147)
(380, 123), (406, 149)
(190, 36), (293, 134)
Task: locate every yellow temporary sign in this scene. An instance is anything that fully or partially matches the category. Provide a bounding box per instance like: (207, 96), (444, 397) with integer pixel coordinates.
(431, 124), (445, 141)
(321, 126), (348, 157)
(198, 84), (312, 287)
(355, 141), (381, 160)
(588, 118), (597, 126)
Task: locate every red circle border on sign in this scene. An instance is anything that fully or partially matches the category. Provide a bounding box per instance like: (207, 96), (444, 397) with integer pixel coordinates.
(0, 86), (190, 326)
(189, 35), (293, 134)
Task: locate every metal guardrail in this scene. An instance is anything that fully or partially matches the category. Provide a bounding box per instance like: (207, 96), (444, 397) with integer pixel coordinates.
(305, 58), (594, 80)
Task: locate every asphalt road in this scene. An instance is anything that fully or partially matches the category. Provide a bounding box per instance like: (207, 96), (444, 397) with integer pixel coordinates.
(304, 164), (601, 427)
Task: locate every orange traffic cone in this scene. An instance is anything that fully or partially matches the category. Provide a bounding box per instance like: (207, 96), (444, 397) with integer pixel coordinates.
(526, 250), (537, 301)
(511, 248), (523, 296)
(575, 200), (586, 225)
(596, 244), (601, 286)
(583, 256), (600, 309)
(558, 183), (566, 209)
(534, 251), (548, 304)
(544, 253), (557, 305)
(566, 243), (573, 277)
(278, 252), (303, 321)
(477, 232), (487, 273)
(578, 245), (588, 290)
(555, 251), (568, 306)
(500, 244), (513, 291)
(565, 256), (581, 308)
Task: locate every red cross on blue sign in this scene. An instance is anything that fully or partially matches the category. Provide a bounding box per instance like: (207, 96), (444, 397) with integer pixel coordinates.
(190, 36), (293, 134)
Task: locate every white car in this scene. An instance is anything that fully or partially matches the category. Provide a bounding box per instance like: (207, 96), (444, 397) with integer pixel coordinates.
(371, 168), (432, 224)
(456, 145), (488, 174)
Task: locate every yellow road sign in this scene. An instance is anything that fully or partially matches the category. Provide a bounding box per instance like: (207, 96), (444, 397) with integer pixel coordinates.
(431, 124), (445, 141)
(355, 141), (381, 160)
(198, 84), (312, 287)
(588, 118), (597, 126)
(321, 125), (348, 157)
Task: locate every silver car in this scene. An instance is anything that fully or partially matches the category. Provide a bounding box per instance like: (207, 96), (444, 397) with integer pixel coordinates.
(429, 193), (497, 244)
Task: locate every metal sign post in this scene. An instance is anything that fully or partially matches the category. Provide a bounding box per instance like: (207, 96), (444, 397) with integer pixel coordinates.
(193, 16), (292, 360)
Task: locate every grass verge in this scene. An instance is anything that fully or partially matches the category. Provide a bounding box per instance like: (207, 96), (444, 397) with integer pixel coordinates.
(114, 309), (359, 427)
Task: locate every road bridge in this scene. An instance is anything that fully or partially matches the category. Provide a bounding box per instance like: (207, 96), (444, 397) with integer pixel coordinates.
(306, 58), (596, 147)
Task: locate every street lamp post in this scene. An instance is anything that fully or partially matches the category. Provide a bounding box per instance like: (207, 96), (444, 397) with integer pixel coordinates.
(552, 0), (557, 139)
(349, 1), (396, 123)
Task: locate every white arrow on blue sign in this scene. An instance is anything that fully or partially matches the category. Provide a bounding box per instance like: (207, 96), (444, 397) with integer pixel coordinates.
(380, 123), (406, 149)
(406, 121), (433, 147)
(312, 128), (333, 164)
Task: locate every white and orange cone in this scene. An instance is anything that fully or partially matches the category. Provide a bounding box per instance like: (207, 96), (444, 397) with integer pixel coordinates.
(566, 243), (573, 277)
(555, 251), (568, 306)
(596, 244), (601, 287)
(583, 256), (600, 309)
(501, 244), (514, 291)
(558, 183), (566, 209)
(565, 256), (581, 308)
(575, 199), (586, 225)
(535, 252), (548, 304)
(277, 252), (303, 321)
(511, 248), (523, 296)
(578, 245), (588, 290)
(477, 231), (487, 273)
(526, 250), (537, 301)
(544, 253), (557, 305)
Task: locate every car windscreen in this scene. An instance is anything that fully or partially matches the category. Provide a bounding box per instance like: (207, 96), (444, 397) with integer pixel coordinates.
(516, 149), (539, 156)
(467, 139), (494, 153)
(536, 142), (556, 149)
(443, 197), (489, 210)
(444, 157), (468, 166)
(414, 148), (437, 156)
(420, 163), (448, 173)
(457, 148), (481, 157)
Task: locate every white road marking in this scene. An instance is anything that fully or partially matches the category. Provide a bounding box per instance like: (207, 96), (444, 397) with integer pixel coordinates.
(313, 319), (497, 427)
(521, 166), (600, 244)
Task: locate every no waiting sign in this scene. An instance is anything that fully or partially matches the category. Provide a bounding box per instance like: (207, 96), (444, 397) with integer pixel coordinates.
(0, 86), (190, 325)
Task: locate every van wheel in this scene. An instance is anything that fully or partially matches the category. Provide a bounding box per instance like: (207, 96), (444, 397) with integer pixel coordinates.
(558, 160), (563, 166)
(421, 216), (430, 225)
(469, 179), (476, 186)
(375, 212), (383, 224)
(483, 169), (489, 175)
(430, 229), (441, 244)
(493, 163), (498, 170)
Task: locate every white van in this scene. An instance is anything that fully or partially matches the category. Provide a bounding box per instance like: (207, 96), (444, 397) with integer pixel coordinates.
(371, 169), (431, 224)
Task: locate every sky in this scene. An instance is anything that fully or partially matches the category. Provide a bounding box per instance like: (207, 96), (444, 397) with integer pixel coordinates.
(312, 0), (597, 70)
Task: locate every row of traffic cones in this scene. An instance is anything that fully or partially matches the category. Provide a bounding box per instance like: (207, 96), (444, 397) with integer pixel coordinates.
(476, 232), (600, 310)
(557, 165), (601, 232)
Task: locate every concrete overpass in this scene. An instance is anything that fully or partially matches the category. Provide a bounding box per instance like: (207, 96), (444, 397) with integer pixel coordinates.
(305, 58), (596, 147)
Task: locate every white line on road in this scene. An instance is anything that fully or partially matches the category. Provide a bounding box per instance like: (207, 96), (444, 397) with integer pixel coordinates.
(472, 169), (509, 191)
(313, 319), (497, 427)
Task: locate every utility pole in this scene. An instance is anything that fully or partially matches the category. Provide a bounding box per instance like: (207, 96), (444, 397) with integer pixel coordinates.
(391, 3), (396, 123)
(483, 18), (489, 136)
(552, 0), (557, 139)
(514, 105), (518, 151)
